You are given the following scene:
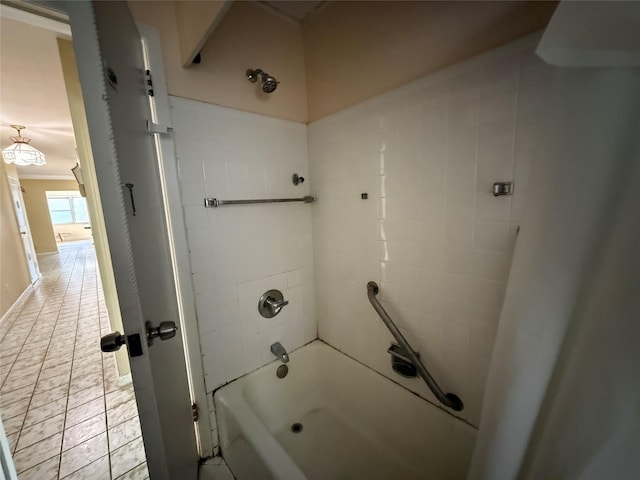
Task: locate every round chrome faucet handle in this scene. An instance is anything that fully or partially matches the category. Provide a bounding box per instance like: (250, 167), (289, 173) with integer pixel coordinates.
(258, 289), (288, 318)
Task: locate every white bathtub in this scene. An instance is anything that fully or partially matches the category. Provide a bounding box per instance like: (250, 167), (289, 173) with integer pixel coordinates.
(214, 340), (476, 480)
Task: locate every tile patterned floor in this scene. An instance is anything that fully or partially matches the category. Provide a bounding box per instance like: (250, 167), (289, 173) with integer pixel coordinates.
(0, 241), (148, 479)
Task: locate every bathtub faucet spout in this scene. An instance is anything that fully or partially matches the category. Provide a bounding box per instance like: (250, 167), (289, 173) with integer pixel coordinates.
(271, 342), (289, 363)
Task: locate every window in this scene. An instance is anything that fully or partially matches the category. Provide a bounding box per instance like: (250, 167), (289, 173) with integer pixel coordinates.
(46, 191), (90, 225)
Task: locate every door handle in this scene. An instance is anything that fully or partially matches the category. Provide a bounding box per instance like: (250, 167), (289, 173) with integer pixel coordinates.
(146, 321), (177, 346)
(100, 331), (126, 352)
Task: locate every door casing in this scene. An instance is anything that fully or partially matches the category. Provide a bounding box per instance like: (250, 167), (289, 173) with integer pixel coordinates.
(21, 0), (212, 461)
(65, 1), (203, 477)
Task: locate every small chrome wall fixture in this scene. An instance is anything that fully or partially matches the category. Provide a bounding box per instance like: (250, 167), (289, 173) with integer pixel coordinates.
(247, 68), (279, 93)
(292, 173), (304, 185)
(493, 181), (514, 196)
(259, 290), (289, 318)
(388, 343), (419, 378)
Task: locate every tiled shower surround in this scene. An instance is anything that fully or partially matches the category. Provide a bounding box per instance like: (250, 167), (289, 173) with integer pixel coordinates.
(309, 34), (553, 426)
(171, 99), (316, 398)
(172, 33), (553, 446)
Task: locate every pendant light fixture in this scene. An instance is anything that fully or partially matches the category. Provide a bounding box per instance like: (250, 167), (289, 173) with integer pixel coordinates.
(2, 125), (46, 166)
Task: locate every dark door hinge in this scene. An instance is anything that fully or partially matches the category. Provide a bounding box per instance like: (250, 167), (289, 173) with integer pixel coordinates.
(145, 69), (154, 97)
(192, 402), (198, 422)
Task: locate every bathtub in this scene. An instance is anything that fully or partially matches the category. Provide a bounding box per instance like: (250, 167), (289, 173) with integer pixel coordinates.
(214, 340), (476, 480)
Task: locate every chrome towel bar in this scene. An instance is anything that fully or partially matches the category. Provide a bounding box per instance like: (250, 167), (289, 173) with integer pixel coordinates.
(204, 196), (315, 208)
(367, 281), (464, 411)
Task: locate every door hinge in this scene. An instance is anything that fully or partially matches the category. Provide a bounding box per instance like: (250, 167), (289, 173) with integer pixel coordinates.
(192, 402), (199, 422)
(145, 69), (154, 97)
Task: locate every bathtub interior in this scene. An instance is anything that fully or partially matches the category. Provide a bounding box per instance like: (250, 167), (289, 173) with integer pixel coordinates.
(219, 341), (475, 480)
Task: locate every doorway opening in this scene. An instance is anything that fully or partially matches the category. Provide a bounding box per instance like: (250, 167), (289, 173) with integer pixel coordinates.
(0, 5), (148, 478)
(45, 190), (92, 244)
(3, 2), (212, 473)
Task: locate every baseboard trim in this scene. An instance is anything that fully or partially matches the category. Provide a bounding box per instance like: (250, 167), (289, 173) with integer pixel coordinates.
(118, 373), (132, 387)
(0, 284), (34, 324)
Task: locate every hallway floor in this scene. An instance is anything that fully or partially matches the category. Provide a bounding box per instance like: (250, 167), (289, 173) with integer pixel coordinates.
(0, 241), (148, 479)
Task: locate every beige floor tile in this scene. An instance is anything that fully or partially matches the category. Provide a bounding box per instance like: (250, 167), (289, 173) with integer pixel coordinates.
(105, 386), (135, 411)
(63, 413), (107, 451)
(66, 396), (105, 428)
(104, 373), (121, 394)
(115, 462), (149, 480)
(6, 431), (18, 453)
(1, 372), (37, 392)
(16, 351), (46, 364)
(40, 360), (72, 381)
(2, 243), (148, 479)
(42, 354), (73, 370)
(1, 396), (30, 420)
(13, 432), (62, 473)
(67, 384), (104, 410)
(16, 454), (60, 480)
(0, 345), (21, 359)
(3, 361), (41, 381)
(0, 383), (35, 407)
(3, 410), (26, 435)
(106, 398), (138, 429)
(108, 415), (142, 451)
(17, 412), (65, 450)
(69, 372), (103, 394)
(62, 454), (110, 480)
(59, 431), (108, 478)
(24, 397), (68, 428)
(31, 382), (69, 409)
(110, 437), (147, 478)
(35, 371), (72, 394)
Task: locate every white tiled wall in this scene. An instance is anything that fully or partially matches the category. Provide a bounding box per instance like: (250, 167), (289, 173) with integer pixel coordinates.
(170, 98), (316, 441)
(308, 34), (554, 426)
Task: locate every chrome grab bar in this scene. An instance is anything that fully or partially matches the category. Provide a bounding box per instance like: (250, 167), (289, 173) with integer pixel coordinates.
(204, 196), (315, 208)
(367, 281), (464, 411)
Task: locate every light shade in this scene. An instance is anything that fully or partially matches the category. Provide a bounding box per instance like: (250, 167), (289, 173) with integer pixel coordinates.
(2, 126), (46, 166)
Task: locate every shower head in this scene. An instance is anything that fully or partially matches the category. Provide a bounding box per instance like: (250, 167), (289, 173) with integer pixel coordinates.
(246, 68), (279, 93)
(261, 75), (278, 93)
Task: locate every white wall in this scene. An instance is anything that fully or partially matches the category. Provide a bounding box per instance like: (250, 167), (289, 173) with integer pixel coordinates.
(171, 97), (316, 396)
(308, 34), (554, 426)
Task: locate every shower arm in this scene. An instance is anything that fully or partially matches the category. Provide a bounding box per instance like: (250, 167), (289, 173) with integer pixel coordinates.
(366, 281), (464, 411)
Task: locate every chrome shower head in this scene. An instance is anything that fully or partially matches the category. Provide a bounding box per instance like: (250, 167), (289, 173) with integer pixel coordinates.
(246, 68), (279, 93)
(261, 75), (278, 93)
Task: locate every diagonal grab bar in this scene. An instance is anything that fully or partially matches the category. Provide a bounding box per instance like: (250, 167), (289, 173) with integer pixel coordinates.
(367, 281), (463, 411)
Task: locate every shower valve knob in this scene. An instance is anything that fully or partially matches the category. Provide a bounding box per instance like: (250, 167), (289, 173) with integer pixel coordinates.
(259, 289), (289, 318)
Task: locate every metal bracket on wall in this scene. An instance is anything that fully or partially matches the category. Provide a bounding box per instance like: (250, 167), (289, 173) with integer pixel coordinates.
(493, 181), (514, 196)
(146, 120), (173, 135)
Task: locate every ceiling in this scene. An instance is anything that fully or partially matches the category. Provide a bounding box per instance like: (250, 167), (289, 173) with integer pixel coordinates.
(0, 14), (76, 179)
(261, 1), (325, 22)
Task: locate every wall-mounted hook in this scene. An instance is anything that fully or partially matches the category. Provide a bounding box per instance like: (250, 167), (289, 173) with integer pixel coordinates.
(292, 173), (304, 186)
